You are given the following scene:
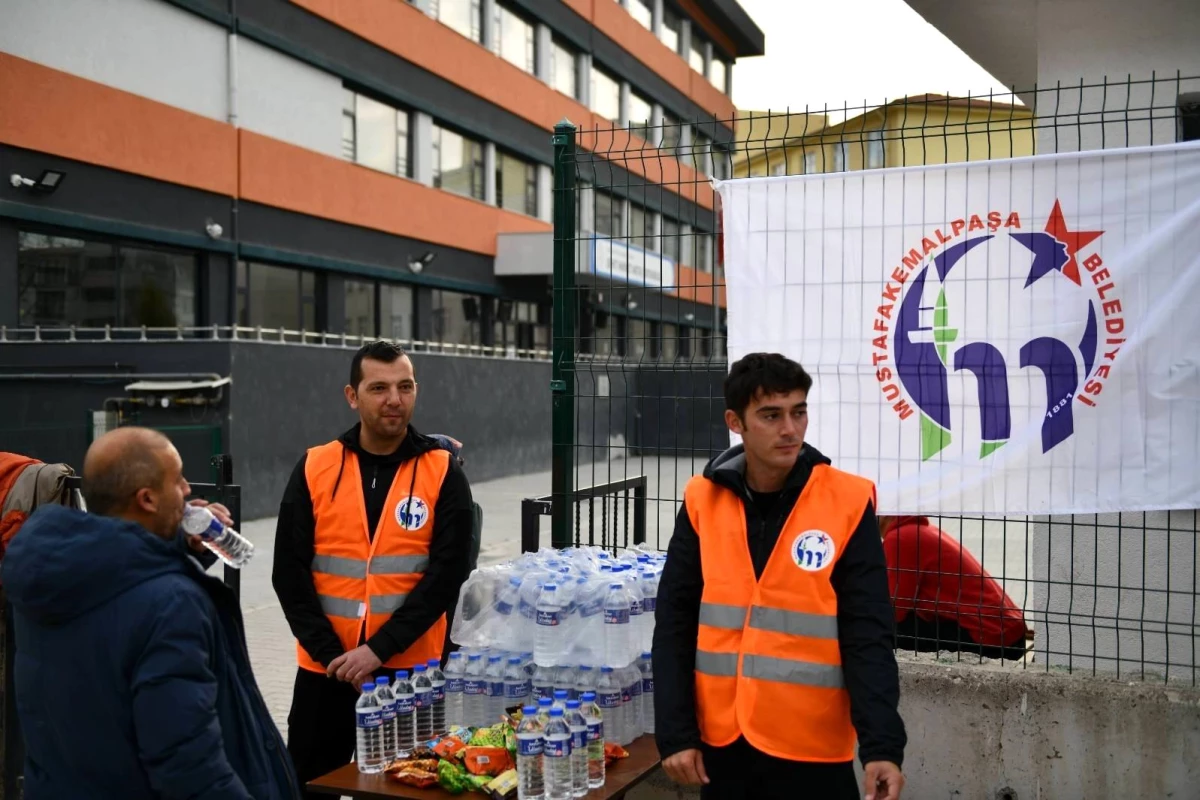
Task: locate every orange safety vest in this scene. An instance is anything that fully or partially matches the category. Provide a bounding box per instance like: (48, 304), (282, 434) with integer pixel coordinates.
(687, 463), (876, 762)
(297, 440), (451, 674)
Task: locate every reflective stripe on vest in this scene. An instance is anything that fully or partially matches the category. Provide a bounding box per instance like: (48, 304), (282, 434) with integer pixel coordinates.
(687, 463), (876, 762)
(298, 440), (452, 674)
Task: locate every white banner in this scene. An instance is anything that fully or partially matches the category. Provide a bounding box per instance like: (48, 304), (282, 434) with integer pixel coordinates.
(715, 142), (1200, 515)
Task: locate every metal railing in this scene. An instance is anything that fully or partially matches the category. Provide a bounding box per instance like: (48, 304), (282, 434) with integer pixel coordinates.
(522, 475), (648, 553)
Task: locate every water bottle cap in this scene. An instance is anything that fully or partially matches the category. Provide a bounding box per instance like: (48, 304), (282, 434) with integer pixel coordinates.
(554, 690), (568, 698)
(642, 652), (652, 659)
(396, 670), (409, 679)
(578, 665), (592, 671)
(449, 652), (462, 660)
(567, 699), (581, 709)
(522, 652), (533, 658)
(488, 655), (502, 662)
(377, 675), (390, 685)
(538, 697), (553, 706)
(543, 583), (558, 591)
(550, 707), (564, 716)
(601, 666), (614, 672)
(362, 682), (376, 691)
(509, 576), (523, 586)
(637, 555), (650, 562)
(582, 691), (596, 701)
(609, 582), (622, 589)
(522, 705), (538, 714)
(414, 664), (426, 672)
(466, 654), (480, 661)
(508, 656), (523, 664)
(427, 658), (440, 667)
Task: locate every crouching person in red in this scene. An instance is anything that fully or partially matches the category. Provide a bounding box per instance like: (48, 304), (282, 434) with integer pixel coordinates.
(879, 516), (1030, 660)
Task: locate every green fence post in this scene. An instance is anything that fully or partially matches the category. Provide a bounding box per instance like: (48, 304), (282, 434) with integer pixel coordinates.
(551, 120), (578, 550)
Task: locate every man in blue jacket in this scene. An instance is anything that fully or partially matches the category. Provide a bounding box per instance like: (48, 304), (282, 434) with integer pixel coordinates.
(2, 426), (300, 799)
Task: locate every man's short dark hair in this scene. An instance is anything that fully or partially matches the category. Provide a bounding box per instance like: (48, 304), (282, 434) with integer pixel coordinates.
(724, 352), (813, 418)
(349, 340), (409, 388)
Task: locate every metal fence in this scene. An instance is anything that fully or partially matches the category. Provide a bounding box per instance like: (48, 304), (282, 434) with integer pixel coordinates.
(548, 74), (1200, 685)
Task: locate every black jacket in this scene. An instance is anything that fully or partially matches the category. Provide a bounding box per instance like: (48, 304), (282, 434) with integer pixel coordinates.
(651, 443), (906, 768)
(272, 423), (474, 667)
(4, 505), (300, 799)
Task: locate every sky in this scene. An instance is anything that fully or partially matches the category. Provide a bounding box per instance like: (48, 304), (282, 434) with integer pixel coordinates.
(731, 0), (1014, 112)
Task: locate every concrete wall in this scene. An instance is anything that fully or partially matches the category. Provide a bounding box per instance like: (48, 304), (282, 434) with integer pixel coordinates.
(626, 657), (1200, 800)
(1, 0), (230, 121)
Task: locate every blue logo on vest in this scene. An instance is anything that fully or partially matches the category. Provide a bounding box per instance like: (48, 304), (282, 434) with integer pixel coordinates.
(395, 496), (429, 530)
(792, 530), (835, 572)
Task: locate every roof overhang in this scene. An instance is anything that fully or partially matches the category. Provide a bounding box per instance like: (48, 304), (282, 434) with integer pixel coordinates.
(696, 0), (766, 58)
(901, 0), (1037, 91)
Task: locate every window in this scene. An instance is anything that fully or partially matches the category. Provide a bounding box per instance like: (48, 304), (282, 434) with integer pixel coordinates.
(661, 217), (681, 263)
(341, 89), (356, 160)
(771, 162), (786, 177)
(804, 151), (818, 174)
(236, 261), (317, 334)
(660, 8), (681, 53)
(834, 142), (849, 172)
(431, 289), (482, 345)
(628, 92), (653, 141)
(691, 130), (712, 174)
(660, 111), (681, 152)
(627, 317), (649, 359)
(595, 192), (625, 241)
(711, 148), (731, 180)
(690, 231), (714, 273)
(494, 300), (548, 356)
(867, 129), (885, 169)
(343, 279), (376, 338)
(590, 66), (621, 123)
(689, 35), (705, 74)
(17, 232), (197, 331)
(660, 322), (678, 360)
(496, 151), (538, 216)
(628, 0), (652, 30)
(433, 125), (485, 200)
(492, 4), (535, 73)
(352, 93), (410, 177)
(708, 57), (728, 93)
(550, 39), (578, 99)
(435, 0), (482, 43)
(380, 283), (414, 340)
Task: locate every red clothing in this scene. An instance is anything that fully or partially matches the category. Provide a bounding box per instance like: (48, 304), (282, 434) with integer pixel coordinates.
(883, 516), (1026, 648)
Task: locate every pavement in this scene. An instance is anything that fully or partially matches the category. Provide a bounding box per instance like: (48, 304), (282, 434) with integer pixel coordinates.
(230, 455), (1031, 736)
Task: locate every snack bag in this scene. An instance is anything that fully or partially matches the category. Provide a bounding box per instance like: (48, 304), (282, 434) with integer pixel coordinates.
(433, 733), (470, 760)
(465, 773), (493, 792)
(604, 741), (630, 766)
(438, 758), (471, 794)
(389, 765), (438, 789)
(462, 746), (514, 777)
(486, 769), (519, 800)
(468, 725), (506, 749)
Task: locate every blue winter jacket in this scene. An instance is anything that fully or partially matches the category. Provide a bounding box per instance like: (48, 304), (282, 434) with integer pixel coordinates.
(1, 505), (300, 800)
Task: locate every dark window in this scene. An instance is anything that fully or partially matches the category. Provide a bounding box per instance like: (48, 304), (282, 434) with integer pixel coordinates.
(236, 261), (317, 337)
(431, 288), (482, 345)
(496, 151), (538, 216)
(344, 278), (376, 337)
(380, 283), (415, 340)
(433, 125), (485, 201)
(17, 231), (196, 331)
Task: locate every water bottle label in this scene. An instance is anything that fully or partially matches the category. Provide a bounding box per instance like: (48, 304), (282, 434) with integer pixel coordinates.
(621, 686), (632, 703)
(534, 684), (554, 701)
(505, 682), (527, 699)
(580, 598), (604, 617)
(604, 608), (630, 625)
(517, 736), (543, 757)
(630, 600), (643, 616)
(544, 736), (570, 758)
(598, 691), (621, 710)
(630, 682), (642, 699)
(642, 678), (654, 693)
(643, 598), (657, 613)
(381, 702), (397, 722)
(587, 721), (603, 742)
(395, 696), (415, 713)
(464, 680), (485, 696)
(571, 729), (587, 750)
(414, 690), (431, 708)
(357, 709), (383, 728)
(536, 609), (561, 627)
(519, 599), (536, 620)
(495, 600), (514, 615)
(447, 678), (465, 693)
(432, 686), (446, 702)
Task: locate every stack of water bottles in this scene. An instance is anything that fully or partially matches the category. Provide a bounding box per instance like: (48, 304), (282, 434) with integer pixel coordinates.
(354, 658), (448, 774)
(447, 545), (663, 746)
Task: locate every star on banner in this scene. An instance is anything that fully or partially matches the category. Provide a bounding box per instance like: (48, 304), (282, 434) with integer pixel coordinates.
(1044, 199), (1104, 285)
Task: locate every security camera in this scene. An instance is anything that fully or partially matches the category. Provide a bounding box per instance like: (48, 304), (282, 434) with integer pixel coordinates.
(408, 251), (437, 274)
(205, 221), (224, 239)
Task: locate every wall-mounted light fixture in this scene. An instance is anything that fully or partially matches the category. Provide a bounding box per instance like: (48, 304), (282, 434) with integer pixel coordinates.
(408, 251), (437, 274)
(9, 169), (66, 195)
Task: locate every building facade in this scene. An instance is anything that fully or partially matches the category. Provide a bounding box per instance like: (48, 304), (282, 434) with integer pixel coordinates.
(0, 0), (763, 515)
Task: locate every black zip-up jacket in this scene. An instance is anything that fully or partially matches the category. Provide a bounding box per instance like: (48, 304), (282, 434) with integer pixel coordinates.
(651, 443), (906, 768)
(271, 423), (474, 667)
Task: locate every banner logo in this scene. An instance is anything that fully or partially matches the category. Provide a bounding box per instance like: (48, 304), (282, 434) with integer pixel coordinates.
(395, 496), (430, 530)
(792, 530), (835, 572)
(870, 200), (1123, 460)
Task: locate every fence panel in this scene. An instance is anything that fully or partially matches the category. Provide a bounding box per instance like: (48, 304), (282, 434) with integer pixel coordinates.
(550, 76), (1200, 685)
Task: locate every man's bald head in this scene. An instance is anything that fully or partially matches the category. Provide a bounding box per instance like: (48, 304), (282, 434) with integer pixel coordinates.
(82, 427), (174, 517)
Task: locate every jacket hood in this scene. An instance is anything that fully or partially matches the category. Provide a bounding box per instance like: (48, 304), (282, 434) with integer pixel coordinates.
(1, 505), (188, 626)
(337, 423), (443, 463)
(702, 441), (832, 495)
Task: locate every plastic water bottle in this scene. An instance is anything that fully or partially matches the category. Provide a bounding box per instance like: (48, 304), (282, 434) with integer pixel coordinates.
(542, 708), (573, 800)
(464, 654), (487, 727)
(574, 664), (596, 698)
(624, 663), (642, 741)
(532, 662), (556, 704)
(535, 584), (564, 666)
(427, 658), (447, 736)
(603, 583), (631, 667)
(554, 664), (577, 701)
(639, 653), (655, 735)
(640, 570), (659, 652)
(355, 682), (386, 773)
(444, 652), (465, 729)
(596, 666), (623, 747)
(180, 505), (255, 568)
(505, 656), (531, 711)
(580, 692), (605, 789)
(374, 676), (398, 763)
(393, 670), (416, 757)
(564, 699), (589, 798)
(413, 664), (434, 742)
(485, 654), (506, 725)
(516, 704), (544, 800)
(535, 696), (553, 728)
(552, 689), (569, 715)
(622, 569), (645, 660)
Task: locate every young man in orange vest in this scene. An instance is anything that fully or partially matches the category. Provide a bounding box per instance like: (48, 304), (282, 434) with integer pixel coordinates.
(272, 341), (474, 796)
(652, 352), (907, 800)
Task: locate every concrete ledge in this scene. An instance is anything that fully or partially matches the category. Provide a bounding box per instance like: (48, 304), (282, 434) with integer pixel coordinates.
(625, 657), (1200, 799)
